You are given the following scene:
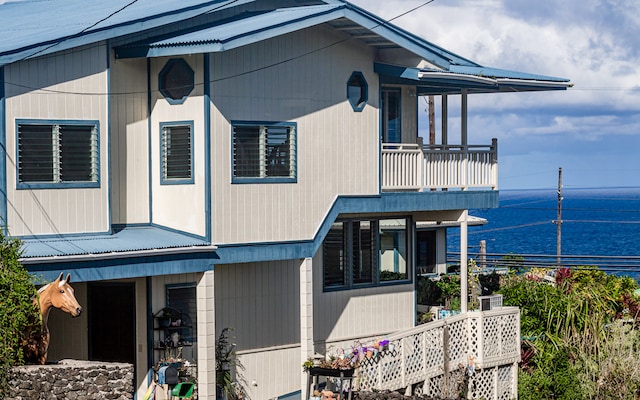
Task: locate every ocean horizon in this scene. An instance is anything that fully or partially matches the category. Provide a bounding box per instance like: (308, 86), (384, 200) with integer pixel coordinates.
(447, 186), (640, 278)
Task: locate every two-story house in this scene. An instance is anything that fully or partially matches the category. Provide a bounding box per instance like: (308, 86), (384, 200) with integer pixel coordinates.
(0, 1), (570, 398)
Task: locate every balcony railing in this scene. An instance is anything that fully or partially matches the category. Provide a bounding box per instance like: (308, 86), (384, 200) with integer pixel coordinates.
(381, 139), (498, 191)
(355, 307), (520, 398)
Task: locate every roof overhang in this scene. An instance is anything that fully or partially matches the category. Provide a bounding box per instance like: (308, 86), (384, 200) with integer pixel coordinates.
(375, 62), (572, 95)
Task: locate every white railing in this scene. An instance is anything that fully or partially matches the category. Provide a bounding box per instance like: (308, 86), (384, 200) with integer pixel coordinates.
(355, 307), (520, 398)
(381, 139), (498, 191)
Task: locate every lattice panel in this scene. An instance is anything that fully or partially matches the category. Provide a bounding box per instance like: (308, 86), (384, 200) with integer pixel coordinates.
(497, 364), (515, 400)
(468, 317), (480, 359)
(469, 367), (495, 399)
(501, 314), (520, 356)
(424, 327), (444, 376)
(483, 314), (501, 358)
(422, 374), (444, 398)
(446, 319), (469, 366)
(403, 334), (425, 384)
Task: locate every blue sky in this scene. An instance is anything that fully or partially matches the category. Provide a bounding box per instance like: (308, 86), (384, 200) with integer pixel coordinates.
(351, 0), (640, 190)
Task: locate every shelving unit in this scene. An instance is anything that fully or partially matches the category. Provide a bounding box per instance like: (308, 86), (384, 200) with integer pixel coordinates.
(152, 307), (194, 362)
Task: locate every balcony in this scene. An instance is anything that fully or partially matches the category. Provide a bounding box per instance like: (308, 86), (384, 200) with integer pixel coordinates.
(381, 139), (498, 191)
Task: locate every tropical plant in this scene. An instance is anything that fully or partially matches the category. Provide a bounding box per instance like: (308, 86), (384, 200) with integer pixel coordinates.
(216, 327), (246, 400)
(0, 230), (41, 396)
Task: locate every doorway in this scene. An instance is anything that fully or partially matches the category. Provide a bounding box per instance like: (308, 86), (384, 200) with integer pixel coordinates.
(416, 230), (437, 274)
(88, 282), (136, 363)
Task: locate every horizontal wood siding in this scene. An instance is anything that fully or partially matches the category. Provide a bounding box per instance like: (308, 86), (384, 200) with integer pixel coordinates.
(209, 25), (379, 244)
(109, 57), (150, 225)
(149, 55), (206, 236)
(5, 44), (109, 235)
(312, 252), (415, 342)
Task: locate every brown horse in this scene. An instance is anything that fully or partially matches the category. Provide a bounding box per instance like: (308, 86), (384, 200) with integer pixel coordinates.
(24, 272), (82, 364)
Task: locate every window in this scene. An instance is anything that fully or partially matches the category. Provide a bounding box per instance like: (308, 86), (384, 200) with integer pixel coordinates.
(17, 120), (99, 189)
(166, 284), (197, 362)
(347, 71), (368, 112)
(323, 217), (411, 290)
(379, 219), (408, 281)
(382, 88), (401, 143)
(159, 58), (194, 104)
(161, 122), (193, 184)
(232, 121), (296, 183)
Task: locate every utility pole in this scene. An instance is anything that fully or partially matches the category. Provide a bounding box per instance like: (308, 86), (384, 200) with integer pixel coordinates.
(554, 167), (563, 266)
(428, 95), (436, 145)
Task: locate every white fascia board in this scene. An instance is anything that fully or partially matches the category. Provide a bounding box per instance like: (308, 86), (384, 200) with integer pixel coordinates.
(418, 71), (498, 86)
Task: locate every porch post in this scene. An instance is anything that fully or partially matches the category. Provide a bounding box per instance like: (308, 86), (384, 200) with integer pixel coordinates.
(197, 270), (216, 399)
(460, 210), (468, 312)
(300, 257), (314, 398)
(441, 95), (448, 145)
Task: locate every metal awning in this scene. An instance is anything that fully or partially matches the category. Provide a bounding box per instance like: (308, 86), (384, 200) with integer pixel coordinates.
(375, 62), (572, 94)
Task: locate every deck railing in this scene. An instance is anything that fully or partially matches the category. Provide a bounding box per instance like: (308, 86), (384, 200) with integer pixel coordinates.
(381, 139), (498, 191)
(355, 307), (520, 399)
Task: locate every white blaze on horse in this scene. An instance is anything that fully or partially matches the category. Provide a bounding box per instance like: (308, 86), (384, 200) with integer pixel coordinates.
(25, 272), (82, 364)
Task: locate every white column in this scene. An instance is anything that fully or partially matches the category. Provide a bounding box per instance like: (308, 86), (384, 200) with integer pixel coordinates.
(197, 269), (216, 399)
(300, 257), (314, 397)
(460, 211), (468, 312)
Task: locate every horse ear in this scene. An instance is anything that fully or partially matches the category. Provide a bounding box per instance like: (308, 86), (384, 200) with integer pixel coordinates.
(65, 273), (71, 284)
(56, 272), (64, 282)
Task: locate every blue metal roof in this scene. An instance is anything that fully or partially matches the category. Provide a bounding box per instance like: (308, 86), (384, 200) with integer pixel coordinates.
(0, 0), (253, 65)
(19, 225), (212, 260)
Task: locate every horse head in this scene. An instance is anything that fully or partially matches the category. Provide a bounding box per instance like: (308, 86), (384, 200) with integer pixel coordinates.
(48, 272), (82, 317)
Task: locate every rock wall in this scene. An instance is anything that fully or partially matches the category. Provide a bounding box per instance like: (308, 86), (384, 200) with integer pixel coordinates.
(7, 359), (134, 400)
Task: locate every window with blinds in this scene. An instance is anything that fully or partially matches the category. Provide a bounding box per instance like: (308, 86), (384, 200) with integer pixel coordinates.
(323, 217), (411, 290)
(17, 121), (99, 188)
(232, 122), (296, 183)
(161, 122), (193, 184)
(166, 284), (197, 362)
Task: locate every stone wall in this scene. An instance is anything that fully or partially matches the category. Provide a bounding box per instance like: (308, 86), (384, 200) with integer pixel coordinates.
(8, 359), (134, 400)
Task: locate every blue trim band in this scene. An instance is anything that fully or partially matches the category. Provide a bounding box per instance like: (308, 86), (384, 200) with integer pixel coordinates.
(27, 251), (216, 283)
(203, 53), (212, 242)
(147, 59), (153, 223)
(0, 66), (6, 233)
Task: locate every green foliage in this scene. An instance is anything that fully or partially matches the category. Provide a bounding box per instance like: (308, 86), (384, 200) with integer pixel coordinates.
(216, 328), (245, 400)
(0, 230), (40, 396)
(500, 269), (640, 399)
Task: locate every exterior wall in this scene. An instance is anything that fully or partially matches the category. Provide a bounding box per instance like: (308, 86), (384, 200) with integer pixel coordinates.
(149, 55), (207, 237)
(215, 260), (302, 399)
(47, 282), (89, 361)
(4, 44), (110, 236)
(109, 56), (151, 225)
(312, 251), (415, 344)
(209, 25), (380, 245)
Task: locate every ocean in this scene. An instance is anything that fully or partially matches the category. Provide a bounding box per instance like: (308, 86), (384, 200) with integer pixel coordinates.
(446, 187), (640, 278)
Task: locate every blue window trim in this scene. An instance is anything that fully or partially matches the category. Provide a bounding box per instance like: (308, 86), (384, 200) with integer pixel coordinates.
(323, 216), (412, 292)
(159, 58), (194, 105)
(159, 120), (195, 185)
(347, 71), (368, 112)
(231, 120), (297, 184)
(15, 119), (101, 190)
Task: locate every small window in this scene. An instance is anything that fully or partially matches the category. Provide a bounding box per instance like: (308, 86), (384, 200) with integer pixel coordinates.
(159, 59), (194, 104)
(379, 219), (408, 281)
(166, 284), (197, 363)
(160, 122), (193, 184)
(17, 120), (99, 189)
(323, 217), (411, 290)
(232, 121), (296, 183)
(347, 71), (368, 112)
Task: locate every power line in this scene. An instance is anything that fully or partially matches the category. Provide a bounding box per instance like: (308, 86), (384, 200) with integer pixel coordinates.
(6, 1), (438, 96)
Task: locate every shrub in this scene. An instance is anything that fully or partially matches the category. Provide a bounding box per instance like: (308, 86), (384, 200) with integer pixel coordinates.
(0, 230), (41, 396)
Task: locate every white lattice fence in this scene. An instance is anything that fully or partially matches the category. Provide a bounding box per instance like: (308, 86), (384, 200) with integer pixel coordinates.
(354, 308), (520, 399)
